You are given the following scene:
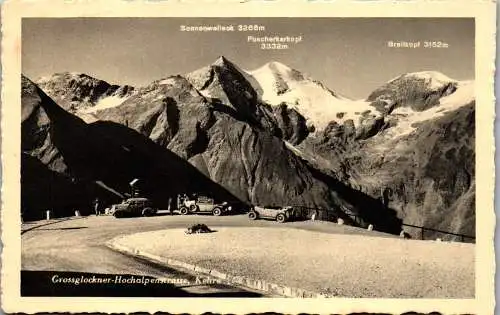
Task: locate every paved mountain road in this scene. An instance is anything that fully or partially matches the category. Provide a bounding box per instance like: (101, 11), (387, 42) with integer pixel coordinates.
(22, 214), (280, 297)
(22, 213), (392, 297)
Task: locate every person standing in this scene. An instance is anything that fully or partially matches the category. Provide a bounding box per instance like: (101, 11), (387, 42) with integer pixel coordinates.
(93, 198), (100, 216)
(311, 209), (318, 221)
(168, 196), (174, 215)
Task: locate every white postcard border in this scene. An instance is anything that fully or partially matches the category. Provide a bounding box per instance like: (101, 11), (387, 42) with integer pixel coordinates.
(1, 1), (495, 314)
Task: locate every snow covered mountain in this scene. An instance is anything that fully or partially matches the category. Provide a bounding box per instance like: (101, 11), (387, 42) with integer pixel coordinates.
(361, 71), (472, 143)
(36, 72), (135, 122)
(387, 71), (458, 90)
(244, 61), (369, 131)
(380, 79), (473, 139)
(302, 70), (475, 239)
(24, 57), (475, 239)
(185, 58), (379, 133)
(245, 64), (472, 140)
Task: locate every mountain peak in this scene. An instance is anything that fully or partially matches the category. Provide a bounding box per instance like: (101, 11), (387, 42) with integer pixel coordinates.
(264, 61), (292, 71)
(36, 72), (100, 85)
(388, 71), (457, 89)
(212, 56), (233, 67)
(21, 73), (33, 84)
(251, 61), (294, 76)
(408, 71), (456, 84)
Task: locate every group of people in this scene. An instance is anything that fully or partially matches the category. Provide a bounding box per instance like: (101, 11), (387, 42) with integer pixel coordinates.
(167, 193), (192, 215)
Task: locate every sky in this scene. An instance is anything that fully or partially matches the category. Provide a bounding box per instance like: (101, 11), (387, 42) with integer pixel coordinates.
(22, 18), (474, 99)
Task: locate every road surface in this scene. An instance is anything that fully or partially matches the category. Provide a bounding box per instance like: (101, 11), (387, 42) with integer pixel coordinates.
(22, 212), (391, 297)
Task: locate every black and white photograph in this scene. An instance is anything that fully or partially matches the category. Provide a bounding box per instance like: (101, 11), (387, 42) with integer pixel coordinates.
(2, 1), (496, 313)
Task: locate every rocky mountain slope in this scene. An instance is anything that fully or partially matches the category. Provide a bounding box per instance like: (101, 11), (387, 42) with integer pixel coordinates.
(22, 57), (475, 239)
(22, 75), (241, 220)
(22, 75), (92, 219)
(36, 72), (135, 122)
(302, 73), (475, 239)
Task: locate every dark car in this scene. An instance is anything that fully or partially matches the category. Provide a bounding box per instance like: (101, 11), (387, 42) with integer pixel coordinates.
(179, 195), (232, 216)
(112, 197), (157, 218)
(248, 205), (294, 223)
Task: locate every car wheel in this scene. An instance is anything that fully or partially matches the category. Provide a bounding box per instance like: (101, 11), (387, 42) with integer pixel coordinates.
(212, 207), (222, 216)
(276, 213), (286, 223)
(248, 211), (258, 220)
(189, 204), (198, 212)
(180, 207), (189, 215)
(142, 207), (154, 217)
(114, 211), (124, 218)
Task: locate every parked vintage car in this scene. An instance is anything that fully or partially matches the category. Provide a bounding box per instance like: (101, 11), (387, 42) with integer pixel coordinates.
(112, 197), (157, 218)
(179, 195), (232, 216)
(248, 205), (294, 223)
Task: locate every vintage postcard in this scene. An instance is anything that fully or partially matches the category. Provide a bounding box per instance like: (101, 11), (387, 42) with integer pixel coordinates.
(1, 0), (496, 314)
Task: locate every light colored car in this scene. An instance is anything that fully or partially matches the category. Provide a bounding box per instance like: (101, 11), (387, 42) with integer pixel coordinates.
(248, 205), (294, 223)
(112, 197), (157, 218)
(179, 195), (232, 216)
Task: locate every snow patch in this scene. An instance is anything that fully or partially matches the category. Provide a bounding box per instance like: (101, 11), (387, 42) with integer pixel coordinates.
(77, 112), (99, 124)
(262, 61), (294, 75)
(80, 95), (129, 113)
(439, 80), (474, 105)
(198, 89), (213, 98)
(154, 94), (165, 101)
(284, 141), (304, 157)
(284, 141), (319, 164)
(36, 76), (53, 84)
(385, 80), (474, 137)
(159, 78), (179, 85)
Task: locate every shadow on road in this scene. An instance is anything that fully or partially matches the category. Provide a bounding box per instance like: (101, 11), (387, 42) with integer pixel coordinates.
(36, 227), (88, 231)
(21, 271), (264, 297)
(21, 217), (86, 235)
